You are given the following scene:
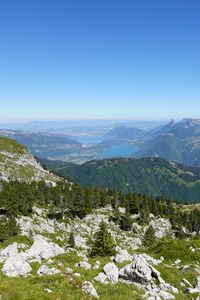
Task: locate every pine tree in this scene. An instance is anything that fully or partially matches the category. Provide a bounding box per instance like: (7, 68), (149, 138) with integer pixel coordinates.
(68, 231), (75, 248)
(90, 222), (116, 257)
(143, 225), (155, 248)
(120, 213), (133, 231)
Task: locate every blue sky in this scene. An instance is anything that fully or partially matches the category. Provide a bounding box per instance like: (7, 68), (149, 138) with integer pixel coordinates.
(0, 0), (200, 122)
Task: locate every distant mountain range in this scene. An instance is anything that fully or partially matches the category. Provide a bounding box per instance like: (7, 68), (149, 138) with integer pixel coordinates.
(1, 118), (200, 167)
(104, 126), (145, 142)
(136, 119), (200, 166)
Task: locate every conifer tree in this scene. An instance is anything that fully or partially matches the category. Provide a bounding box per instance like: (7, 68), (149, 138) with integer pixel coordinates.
(90, 222), (116, 257)
(120, 213), (133, 231)
(143, 225), (155, 248)
(68, 230), (75, 248)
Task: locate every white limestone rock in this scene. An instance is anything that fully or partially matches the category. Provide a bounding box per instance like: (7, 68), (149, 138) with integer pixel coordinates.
(26, 234), (64, 260)
(95, 272), (109, 284)
(103, 262), (119, 284)
(114, 249), (132, 263)
(37, 264), (61, 275)
(93, 260), (101, 269)
(2, 255), (32, 277)
(0, 242), (18, 263)
(119, 254), (157, 284)
(75, 261), (91, 270)
(187, 275), (200, 294)
(82, 281), (99, 299)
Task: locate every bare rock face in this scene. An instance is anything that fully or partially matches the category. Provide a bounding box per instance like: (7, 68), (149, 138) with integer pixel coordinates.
(82, 281), (99, 299)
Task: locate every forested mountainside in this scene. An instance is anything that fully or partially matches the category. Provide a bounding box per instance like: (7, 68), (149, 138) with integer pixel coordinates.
(39, 156), (200, 203)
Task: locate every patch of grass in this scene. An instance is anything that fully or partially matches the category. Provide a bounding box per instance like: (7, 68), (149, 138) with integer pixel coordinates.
(0, 273), (85, 300)
(148, 238), (200, 264)
(0, 137), (27, 155)
(0, 235), (32, 250)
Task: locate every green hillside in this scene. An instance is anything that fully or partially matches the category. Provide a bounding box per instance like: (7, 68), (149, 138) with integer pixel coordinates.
(40, 157), (200, 203)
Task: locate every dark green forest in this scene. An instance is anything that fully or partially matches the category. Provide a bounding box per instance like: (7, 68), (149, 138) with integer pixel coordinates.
(1, 179), (200, 242)
(39, 157), (200, 203)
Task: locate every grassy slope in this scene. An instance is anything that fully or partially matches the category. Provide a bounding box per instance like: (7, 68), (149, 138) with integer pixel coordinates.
(0, 137), (27, 155)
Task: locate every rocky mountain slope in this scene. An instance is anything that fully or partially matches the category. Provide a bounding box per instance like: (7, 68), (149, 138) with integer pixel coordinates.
(1, 138), (200, 299)
(0, 137), (58, 182)
(40, 156), (200, 203)
(1, 203), (200, 300)
(136, 119), (200, 167)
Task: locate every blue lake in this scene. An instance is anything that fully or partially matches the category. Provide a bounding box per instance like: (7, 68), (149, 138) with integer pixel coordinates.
(100, 144), (139, 158)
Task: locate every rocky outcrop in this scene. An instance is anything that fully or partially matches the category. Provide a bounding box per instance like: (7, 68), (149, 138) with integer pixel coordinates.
(119, 254), (178, 299)
(119, 254), (161, 284)
(1, 235), (64, 277)
(82, 281), (99, 299)
(25, 234), (64, 260)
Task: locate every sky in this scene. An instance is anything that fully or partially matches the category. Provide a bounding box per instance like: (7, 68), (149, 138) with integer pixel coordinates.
(0, 0), (200, 122)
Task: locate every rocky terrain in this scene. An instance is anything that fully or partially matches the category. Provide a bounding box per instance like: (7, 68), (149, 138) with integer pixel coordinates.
(1, 137), (200, 299)
(0, 137), (58, 183)
(1, 204), (200, 299)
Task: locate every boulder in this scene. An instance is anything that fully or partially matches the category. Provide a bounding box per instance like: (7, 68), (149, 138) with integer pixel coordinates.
(119, 254), (158, 284)
(82, 281), (99, 299)
(103, 262), (119, 284)
(2, 254), (32, 277)
(37, 264), (61, 275)
(26, 235), (64, 260)
(95, 272), (109, 284)
(0, 242), (18, 263)
(75, 261), (91, 270)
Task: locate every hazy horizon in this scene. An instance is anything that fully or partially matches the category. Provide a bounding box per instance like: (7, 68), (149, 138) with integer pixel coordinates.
(0, 1), (200, 120)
